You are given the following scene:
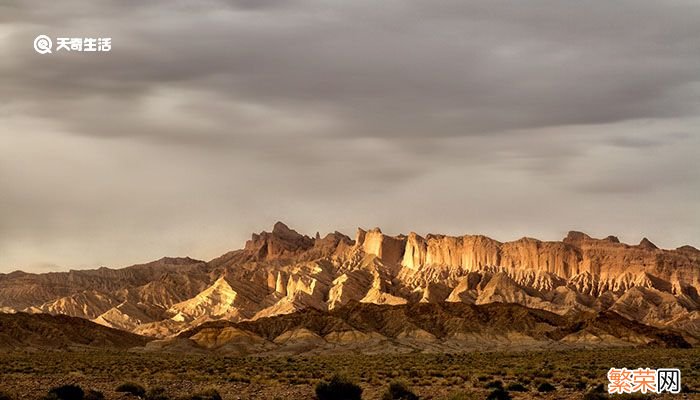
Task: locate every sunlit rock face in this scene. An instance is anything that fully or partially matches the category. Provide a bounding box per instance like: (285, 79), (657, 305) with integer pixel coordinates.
(356, 227), (406, 265)
(401, 233), (502, 272)
(1, 222), (698, 341)
(398, 229), (698, 298)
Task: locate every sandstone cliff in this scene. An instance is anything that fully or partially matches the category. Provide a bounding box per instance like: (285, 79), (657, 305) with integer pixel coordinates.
(1, 222), (697, 344)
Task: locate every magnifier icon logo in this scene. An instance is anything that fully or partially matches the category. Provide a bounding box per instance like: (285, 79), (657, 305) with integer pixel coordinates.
(34, 35), (53, 54)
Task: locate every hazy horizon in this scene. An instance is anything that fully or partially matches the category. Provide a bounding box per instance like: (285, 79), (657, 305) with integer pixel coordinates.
(2, 0), (699, 273)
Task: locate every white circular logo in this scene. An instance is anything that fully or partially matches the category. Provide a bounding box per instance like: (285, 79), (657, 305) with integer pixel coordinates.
(33, 35), (53, 54)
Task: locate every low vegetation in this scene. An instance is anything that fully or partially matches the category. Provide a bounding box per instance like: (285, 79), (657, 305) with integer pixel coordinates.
(115, 382), (146, 397)
(0, 348), (697, 399)
(184, 389), (222, 400)
(505, 382), (527, 392)
(537, 382), (556, 392)
(44, 384), (84, 400)
(382, 381), (419, 400)
(484, 380), (503, 389)
(315, 375), (363, 400)
(486, 388), (512, 400)
(145, 387), (169, 400)
(84, 390), (105, 400)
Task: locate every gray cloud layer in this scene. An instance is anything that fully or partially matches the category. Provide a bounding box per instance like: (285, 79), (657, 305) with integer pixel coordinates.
(1, 0), (699, 271)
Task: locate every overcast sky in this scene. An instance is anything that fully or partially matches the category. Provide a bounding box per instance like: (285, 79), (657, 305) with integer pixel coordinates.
(1, 0), (699, 272)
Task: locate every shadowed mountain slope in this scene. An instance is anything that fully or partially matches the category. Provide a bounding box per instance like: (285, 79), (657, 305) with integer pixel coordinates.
(0, 312), (150, 349)
(163, 302), (689, 355)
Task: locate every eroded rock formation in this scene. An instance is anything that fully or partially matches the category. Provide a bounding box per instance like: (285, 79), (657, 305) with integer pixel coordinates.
(0, 222), (697, 343)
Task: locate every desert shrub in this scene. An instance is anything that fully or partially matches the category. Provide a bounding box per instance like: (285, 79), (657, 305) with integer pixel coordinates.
(537, 382), (556, 393)
(115, 382), (146, 397)
(84, 390), (104, 400)
(484, 380), (503, 389)
(46, 385), (84, 400)
(534, 370), (554, 379)
(581, 383), (608, 400)
(441, 393), (478, 400)
(681, 384), (696, 393)
(183, 389), (221, 400)
(429, 370), (445, 378)
(226, 373), (250, 383)
(582, 392), (607, 400)
(315, 375), (362, 400)
(485, 388), (512, 400)
(505, 382), (527, 392)
(382, 381), (418, 400)
(591, 384), (605, 393)
(144, 388), (169, 400)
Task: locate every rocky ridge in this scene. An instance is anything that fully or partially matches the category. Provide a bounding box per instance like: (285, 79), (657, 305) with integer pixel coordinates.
(1, 222), (698, 344)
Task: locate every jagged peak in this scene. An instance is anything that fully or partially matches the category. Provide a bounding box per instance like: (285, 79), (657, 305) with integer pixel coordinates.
(407, 231), (424, 241)
(244, 222), (314, 260)
(212, 275), (230, 286)
(316, 231), (352, 243)
(271, 221), (303, 238)
(639, 237), (659, 250)
(201, 276), (238, 297)
(676, 245), (700, 253)
(354, 228), (367, 245)
(248, 221), (305, 241)
(563, 231), (592, 244)
(604, 235), (620, 243)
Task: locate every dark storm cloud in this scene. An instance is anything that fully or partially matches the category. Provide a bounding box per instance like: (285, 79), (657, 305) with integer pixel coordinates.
(4, 0), (700, 142)
(1, 0), (699, 270)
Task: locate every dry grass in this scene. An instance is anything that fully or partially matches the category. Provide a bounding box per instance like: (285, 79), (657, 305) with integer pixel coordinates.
(0, 348), (697, 399)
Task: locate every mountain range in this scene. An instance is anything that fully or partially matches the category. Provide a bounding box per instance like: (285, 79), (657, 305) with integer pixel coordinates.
(1, 222), (698, 352)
